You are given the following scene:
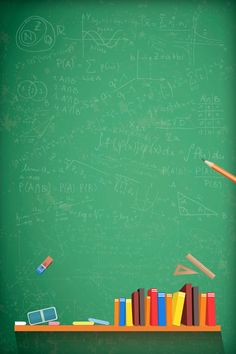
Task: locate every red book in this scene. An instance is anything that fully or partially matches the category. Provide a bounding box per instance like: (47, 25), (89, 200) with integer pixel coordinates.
(180, 283), (192, 326)
(148, 288), (158, 325)
(132, 291), (139, 325)
(206, 292), (216, 326)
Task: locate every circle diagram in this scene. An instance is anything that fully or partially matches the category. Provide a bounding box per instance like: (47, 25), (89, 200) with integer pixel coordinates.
(17, 80), (48, 101)
(16, 16), (56, 52)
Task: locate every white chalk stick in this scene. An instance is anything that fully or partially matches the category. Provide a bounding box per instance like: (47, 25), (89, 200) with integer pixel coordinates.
(15, 321), (26, 325)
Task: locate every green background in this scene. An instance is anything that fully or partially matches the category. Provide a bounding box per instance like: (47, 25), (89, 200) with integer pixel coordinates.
(0, 1), (235, 353)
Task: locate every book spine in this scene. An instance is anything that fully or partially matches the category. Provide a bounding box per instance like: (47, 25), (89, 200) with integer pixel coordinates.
(166, 294), (172, 327)
(132, 291), (139, 325)
(148, 288), (158, 325)
(158, 293), (166, 326)
(119, 298), (126, 326)
(192, 287), (199, 326)
(180, 283), (192, 326)
(138, 288), (145, 326)
(199, 294), (207, 326)
(172, 292), (185, 326)
(206, 292), (216, 326)
(126, 299), (133, 326)
(145, 296), (150, 326)
(114, 299), (119, 326)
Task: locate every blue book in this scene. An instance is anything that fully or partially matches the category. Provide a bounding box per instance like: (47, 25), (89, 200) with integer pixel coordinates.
(158, 293), (166, 326)
(119, 298), (126, 326)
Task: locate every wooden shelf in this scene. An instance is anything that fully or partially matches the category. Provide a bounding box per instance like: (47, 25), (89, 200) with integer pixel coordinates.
(15, 325), (221, 332)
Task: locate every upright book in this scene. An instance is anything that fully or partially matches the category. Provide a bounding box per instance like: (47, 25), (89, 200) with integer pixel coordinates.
(126, 299), (133, 326)
(114, 299), (119, 326)
(158, 293), (166, 326)
(206, 292), (216, 326)
(180, 283), (192, 326)
(132, 291), (139, 325)
(166, 294), (172, 327)
(148, 288), (158, 325)
(199, 293), (207, 326)
(119, 298), (126, 326)
(172, 292), (185, 326)
(192, 286), (199, 326)
(145, 296), (150, 326)
(138, 288), (145, 326)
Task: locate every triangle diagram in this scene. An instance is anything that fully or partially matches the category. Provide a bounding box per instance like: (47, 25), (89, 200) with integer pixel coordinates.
(177, 192), (217, 216)
(118, 73), (129, 86)
(174, 264), (198, 276)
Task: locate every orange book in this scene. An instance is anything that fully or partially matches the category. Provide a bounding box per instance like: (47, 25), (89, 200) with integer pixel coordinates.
(199, 293), (207, 326)
(114, 299), (119, 326)
(166, 294), (172, 327)
(145, 296), (150, 325)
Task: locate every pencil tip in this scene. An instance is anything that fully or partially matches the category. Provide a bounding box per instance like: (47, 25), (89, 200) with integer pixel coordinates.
(201, 158), (205, 162)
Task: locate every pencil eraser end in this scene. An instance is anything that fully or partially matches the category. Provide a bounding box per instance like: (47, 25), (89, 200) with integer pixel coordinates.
(36, 265), (46, 274)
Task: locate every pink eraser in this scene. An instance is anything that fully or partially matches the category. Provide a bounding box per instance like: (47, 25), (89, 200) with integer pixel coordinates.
(48, 321), (60, 325)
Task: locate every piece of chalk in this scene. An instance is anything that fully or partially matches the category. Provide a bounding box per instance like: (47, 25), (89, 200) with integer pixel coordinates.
(88, 318), (110, 325)
(72, 321), (94, 325)
(15, 321), (26, 325)
(48, 321), (60, 325)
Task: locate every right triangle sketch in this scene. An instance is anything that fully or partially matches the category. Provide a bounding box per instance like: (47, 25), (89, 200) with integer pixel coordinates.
(177, 192), (217, 216)
(174, 264), (198, 276)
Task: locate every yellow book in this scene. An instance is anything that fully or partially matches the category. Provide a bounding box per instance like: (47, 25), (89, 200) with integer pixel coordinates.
(172, 292), (185, 326)
(199, 293), (207, 326)
(126, 299), (133, 326)
(114, 299), (119, 326)
(145, 296), (150, 325)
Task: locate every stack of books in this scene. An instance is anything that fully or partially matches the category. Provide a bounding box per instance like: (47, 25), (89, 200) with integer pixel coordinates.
(114, 284), (216, 327)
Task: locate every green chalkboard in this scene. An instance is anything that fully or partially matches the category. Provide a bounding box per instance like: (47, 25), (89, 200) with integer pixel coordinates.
(0, 1), (235, 353)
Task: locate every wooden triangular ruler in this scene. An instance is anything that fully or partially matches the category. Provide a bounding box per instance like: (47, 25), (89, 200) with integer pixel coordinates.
(174, 264), (198, 276)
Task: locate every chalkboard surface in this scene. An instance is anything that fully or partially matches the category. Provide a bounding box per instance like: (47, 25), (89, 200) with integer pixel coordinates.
(0, 1), (235, 353)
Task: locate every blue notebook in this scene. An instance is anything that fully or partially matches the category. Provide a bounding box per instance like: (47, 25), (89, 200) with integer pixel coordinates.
(158, 293), (166, 326)
(119, 298), (126, 326)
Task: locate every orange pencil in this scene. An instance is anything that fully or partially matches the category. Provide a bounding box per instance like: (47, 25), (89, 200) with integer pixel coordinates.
(202, 159), (236, 183)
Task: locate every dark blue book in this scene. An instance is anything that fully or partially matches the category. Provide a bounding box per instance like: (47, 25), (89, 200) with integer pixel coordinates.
(158, 293), (166, 326)
(119, 298), (126, 326)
